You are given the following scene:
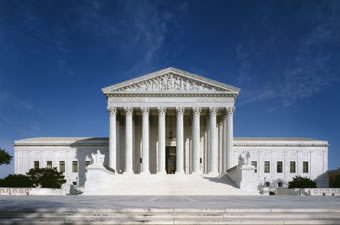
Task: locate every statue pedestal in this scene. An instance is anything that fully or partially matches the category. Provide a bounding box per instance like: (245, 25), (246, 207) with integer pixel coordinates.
(85, 165), (115, 194)
(227, 164), (258, 193)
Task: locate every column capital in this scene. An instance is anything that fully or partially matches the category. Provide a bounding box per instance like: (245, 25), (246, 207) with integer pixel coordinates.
(124, 107), (133, 116)
(157, 107), (166, 116)
(107, 107), (117, 116)
(141, 106), (150, 116)
(176, 107), (185, 115)
(192, 107), (201, 116)
(209, 107), (218, 116)
(226, 106), (235, 115)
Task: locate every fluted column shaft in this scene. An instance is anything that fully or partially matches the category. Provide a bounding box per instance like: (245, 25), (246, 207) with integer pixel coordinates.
(192, 107), (201, 174)
(108, 107), (117, 171)
(223, 115), (227, 172)
(158, 107), (166, 174)
(124, 107), (133, 174)
(176, 107), (185, 174)
(141, 107), (150, 174)
(226, 107), (235, 169)
(209, 107), (218, 174)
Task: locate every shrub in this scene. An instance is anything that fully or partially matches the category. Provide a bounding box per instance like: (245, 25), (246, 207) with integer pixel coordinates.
(0, 174), (33, 187)
(288, 176), (317, 189)
(331, 175), (340, 188)
(26, 168), (66, 188)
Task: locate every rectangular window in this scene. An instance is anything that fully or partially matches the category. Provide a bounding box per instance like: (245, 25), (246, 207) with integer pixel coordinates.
(59, 161), (65, 173)
(85, 161), (91, 172)
(277, 161), (283, 173)
(72, 161), (78, 173)
(303, 161), (309, 173)
(290, 161), (296, 173)
(251, 161), (257, 173)
(264, 161), (270, 173)
(46, 161), (52, 169)
(34, 161), (39, 169)
(278, 182), (283, 188)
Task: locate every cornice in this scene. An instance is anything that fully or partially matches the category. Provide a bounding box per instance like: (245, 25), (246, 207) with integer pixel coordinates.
(14, 143), (109, 147)
(106, 92), (238, 98)
(15, 142), (328, 148)
(234, 143), (330, 147)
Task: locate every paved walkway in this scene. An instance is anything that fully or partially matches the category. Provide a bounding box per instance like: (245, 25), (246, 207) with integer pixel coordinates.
(0, 196), (340, 209)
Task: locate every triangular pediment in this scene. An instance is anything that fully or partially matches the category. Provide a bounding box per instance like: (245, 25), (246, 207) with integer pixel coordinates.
(102, 67), (240, 94)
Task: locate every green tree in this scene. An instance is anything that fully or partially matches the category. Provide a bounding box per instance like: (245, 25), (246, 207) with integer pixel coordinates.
(331, 175), (340, 188)
(0, 148), (12, 165)
(0, 174), (33, 187)
(288, 175), (317, 188)
(26, 168), (66, 188)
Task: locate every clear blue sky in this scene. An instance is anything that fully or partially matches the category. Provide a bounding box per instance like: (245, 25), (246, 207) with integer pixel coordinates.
(0, 0), (339, 178)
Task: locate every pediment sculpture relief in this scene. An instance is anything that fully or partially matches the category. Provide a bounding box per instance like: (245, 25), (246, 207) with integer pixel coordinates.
(117, 74), (221, 91)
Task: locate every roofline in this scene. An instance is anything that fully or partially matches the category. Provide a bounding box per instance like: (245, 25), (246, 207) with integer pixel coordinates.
(14, 137), (329, 147)
(102, 67), (240, 94)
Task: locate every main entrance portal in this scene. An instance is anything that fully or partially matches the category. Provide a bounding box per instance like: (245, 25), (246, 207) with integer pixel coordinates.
(166, 147), (176, 174)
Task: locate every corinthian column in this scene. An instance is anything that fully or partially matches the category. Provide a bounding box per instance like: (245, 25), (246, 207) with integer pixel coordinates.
(158, 107), (166, 174)
(124, 107), (133, 174)
(192, 107), (201, 174)
(226, 107), (235, 169)
(141, 107), (150, 174)
(108, 107), (117, 171)
(209, 107), (218, 175)
(176, 107), (185, 174)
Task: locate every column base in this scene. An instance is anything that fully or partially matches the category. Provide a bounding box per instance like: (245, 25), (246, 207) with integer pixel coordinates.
(157, 171), (167, 175)
(140, 171), (150, 175)
(207, 171), (219, 176)
(123, 171), (134, 175)
(191, 171), (201, 175)
(175, 171), (185, 175)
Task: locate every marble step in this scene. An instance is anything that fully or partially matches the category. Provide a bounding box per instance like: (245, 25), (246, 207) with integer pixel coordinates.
(83, 174), (258, 196)
(1, 208), (340, 225)
(1, 217), (340, 225)
(1, 212), (340, 219)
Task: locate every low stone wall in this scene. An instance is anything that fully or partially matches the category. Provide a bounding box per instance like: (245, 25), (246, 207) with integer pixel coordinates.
(275, 188), (299, 195)
(0, 188), (30, 196)
(0, 187), (64, 196)
(301, 188), (340, 196)
(275, 188), (340, 196)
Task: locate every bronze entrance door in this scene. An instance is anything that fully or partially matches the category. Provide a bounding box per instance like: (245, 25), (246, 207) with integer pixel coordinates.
(166, 147), (176, 174)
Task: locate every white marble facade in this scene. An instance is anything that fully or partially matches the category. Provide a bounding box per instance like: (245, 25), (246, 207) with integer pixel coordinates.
(14, 67), (329, 189)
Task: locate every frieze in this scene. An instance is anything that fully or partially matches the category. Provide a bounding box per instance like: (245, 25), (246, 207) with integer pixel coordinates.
(109, 97), (146, 103)
(197, 98), (232, 103)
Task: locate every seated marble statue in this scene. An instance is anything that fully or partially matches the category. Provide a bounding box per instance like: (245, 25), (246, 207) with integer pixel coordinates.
(239, 151), (251, 166)
(91, 150), (105, 166)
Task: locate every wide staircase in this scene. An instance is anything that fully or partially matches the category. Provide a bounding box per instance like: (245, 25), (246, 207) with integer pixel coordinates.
(1, 208), (340, 224)
(83, 174), (257, 195)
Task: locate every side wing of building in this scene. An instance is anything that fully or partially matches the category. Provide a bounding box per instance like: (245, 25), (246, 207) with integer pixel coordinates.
(14, 137), (109, 187)
(233, 138), (329, 188)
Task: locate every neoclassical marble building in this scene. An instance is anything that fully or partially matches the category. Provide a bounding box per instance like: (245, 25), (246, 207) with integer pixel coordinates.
(14, 68), (329, 194)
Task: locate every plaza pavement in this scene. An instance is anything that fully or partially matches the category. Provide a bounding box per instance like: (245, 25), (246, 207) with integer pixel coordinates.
(0, 195), (340, 209)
